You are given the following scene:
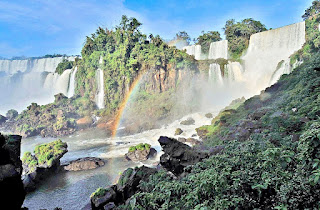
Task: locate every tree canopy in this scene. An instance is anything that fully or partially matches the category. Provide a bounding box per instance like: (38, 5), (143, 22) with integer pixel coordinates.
(223, 18), (267, 59)
(195, 31), (222, 54)
(303, 0), (320, 20)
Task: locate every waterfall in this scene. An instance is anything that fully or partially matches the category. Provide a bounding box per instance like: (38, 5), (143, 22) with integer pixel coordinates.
(208, 64), (224, 86)
(224, 62), (244, 83)
(54, 70), (72, 95)
(182, 45), (202, 60)
(208, 40), (228, 60)
(242, 21), (306, 94)
(0, 57), (76, 114)
(67, 67), (78, 98)
(95, 57), (105, 109)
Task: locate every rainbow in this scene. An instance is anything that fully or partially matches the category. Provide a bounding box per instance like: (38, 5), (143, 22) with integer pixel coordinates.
(111, 73), (144, 138)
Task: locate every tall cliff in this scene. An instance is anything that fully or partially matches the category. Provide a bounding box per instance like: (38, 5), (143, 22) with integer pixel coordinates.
(0, 133), (25, 209)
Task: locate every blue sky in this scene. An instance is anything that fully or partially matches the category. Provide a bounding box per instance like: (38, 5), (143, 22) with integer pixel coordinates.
(0, 0), (313, 58)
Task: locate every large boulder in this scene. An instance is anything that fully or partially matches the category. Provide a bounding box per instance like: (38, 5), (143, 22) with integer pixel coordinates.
(22, 140), (68, 192)
(0, 133), (26, 209)
(125, 143), (157, 162)
(180, 117), (195, 125)
(64, 157), (105, 171)
(158, 136), (209, 176)
(174, 128), (183, 135)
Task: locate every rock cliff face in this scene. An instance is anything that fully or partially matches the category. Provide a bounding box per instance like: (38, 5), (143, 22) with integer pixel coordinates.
(0, 133), (25, 209)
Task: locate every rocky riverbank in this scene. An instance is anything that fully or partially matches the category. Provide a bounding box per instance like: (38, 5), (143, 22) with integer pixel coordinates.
(90, 136), (217, 209)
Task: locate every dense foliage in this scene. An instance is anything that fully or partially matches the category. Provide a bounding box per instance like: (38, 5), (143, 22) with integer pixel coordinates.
(6, 109), (18, 120)
(176, 31), (191, 44)
(303, 0), (320, 20)
(22, 139), (67, 172)
(55, 59), (74, 75)
(195, 31), (222, 54)
(119, 49), (320, 209)
(291, 13), (320, 65)
(128, 143), (151, 152)
(76, 15), (197, 115)
(224, 18), (267, 59)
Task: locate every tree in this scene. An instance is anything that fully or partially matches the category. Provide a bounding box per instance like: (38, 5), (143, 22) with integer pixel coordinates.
(223, 18), (267, 59)
(303, 0), (320, 20)
(176, 31), (191, 44)
(6, 109), (18, 120)
(195, 31), (222, 54)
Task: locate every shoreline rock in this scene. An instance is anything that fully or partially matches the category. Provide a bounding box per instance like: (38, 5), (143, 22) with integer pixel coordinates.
(64, 157), (105, 171)
(22, 140), (68, 192)
(125, 143), (157, 162)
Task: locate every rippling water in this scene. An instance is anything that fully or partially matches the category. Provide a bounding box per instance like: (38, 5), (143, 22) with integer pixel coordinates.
(21, 112), (214, 209)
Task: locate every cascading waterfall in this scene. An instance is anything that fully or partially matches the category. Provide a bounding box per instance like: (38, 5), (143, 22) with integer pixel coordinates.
(224, 62), (244, 83)
(208, 40), (228, 60)
(67, 67), (78, 98)
(208, 64), (224, 86)
(182, 45), (202, 60)
(242, 21), (306, 94)
(95, 57), (105, 109)
(0, 57), (76, 114)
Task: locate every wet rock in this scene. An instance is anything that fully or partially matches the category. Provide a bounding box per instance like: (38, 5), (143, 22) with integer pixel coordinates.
(125, 147), (157, 162)
(54, 93), (67, 103)
(205, 113), (213, 118)
(175, 128), (183, 135)
(158, 136), (209, 176)
(180, 117), (195, 125)
(186, 138), (201, 145)
(0, 133), (26, 209)
(22, 140), (68, 192)
(177, 137), (187, 143)
(64, 157), (105, 171)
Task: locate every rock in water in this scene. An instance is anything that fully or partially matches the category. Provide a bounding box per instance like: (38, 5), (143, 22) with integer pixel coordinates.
(205, 113), (213, 118)
(0, 133), (26, 209)
(180, 117), (195, 125)
(158, 136), (209, 176)
(174, 128), (183, 135)
(64, 157), (105, 171)
(125, 143), (157, 162)
(22, 139), (68, 192)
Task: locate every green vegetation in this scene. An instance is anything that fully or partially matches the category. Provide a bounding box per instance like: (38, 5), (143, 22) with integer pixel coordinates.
(128, 143), (151, 153)
(224, 18), (267, 59)
(6, 109), (18, 120)
(22, 140), (67, 172)
(195, 31), (222, 54)
(55, 59), (74, 75)
(303, 0), (320, 20)
(120, 46), (320, 209)
(292, 13), (320, 64)
(76, 15), (197, 115)
(90, 188), (107, 199)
